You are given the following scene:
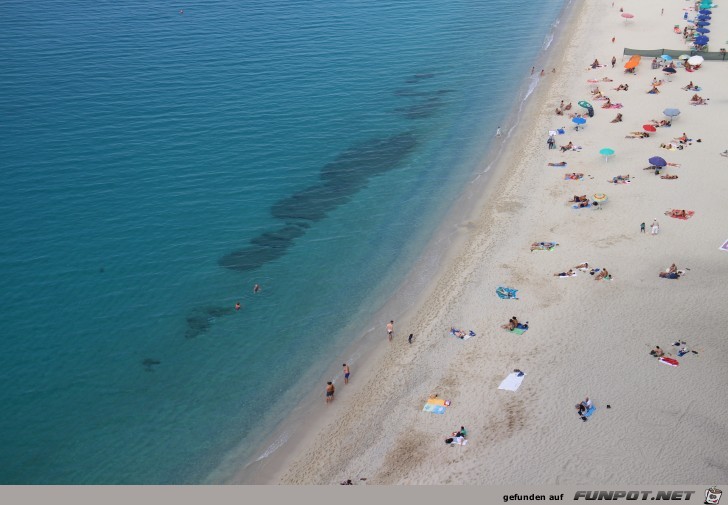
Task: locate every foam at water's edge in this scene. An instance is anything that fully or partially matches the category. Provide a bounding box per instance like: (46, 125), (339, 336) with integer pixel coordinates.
(254, 432), (290, 462)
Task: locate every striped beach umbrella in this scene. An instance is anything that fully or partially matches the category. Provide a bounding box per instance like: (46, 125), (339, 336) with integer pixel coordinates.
(593, 193), (608, 203)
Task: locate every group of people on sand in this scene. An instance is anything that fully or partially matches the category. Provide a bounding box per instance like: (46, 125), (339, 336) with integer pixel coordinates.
(609, 174), (630, 183)
(649, 119), (671, 127)
(682, 81), (700, 91)
(690, 94), (708, 105)
(444, 426), (468, 445)
(560, 141), (575, 152)
(613, 83), (629, 91)
(576, 397), (593, 419)
(658, 263), (682, 279)
(626, 131), (650, 139)
(555, 100), (572, 116)
(665, 209), (689, 218)
(568, 194), (588, 203)
(530, 241), (558, 251)
(501, 316), (528, 331)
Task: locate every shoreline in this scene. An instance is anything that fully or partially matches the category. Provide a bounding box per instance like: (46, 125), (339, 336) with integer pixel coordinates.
(228, 0), (580, 485)
(236, 0), (728, 485)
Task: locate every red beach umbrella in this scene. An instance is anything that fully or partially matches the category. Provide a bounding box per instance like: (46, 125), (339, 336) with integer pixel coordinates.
(643, 124), (657, 132)
(621, 12), (635, 18)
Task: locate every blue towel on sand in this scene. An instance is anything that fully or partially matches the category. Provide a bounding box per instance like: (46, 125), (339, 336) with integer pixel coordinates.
(583, 405), (596, 418)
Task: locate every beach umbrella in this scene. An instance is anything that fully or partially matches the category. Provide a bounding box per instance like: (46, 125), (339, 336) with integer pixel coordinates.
(697, 28), (710, 34)
(593, 193), (608, 204)
(679, 54), (690, 60)
(662, 67), (677, 74)
(697, 15), (711, 21)
(643, 124), (657, 133)
(649, 156), (667, 167)
(696, 21), (710, 27)
(578, 100), (592, 109)
(687, 55), (704, 65)
(572, 117), (586, 125)
(694, 36), (709, 46)
(663, 108), (680, 118)
(599, 147), (615, 162)
(621, 12), (634, 19)
(699, 9), (712, 14)
(661, 54), (673, 61)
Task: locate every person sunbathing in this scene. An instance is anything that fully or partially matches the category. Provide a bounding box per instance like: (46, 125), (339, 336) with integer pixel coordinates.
(614, 84), (628, 91)
(451, 328), (467, 338)
(555, 107), (563, 115)
(669, 263), (678, 274)
(530, 241), (556, 251)
(554, 269), (575, 277)
(566, 172), (583, 180)
(560, 141), (574, 152)
(564, 102), (572, 110)
(660, 174), (678, 179)
(682, 81), (694, 91)
(650, 346), (665, 357)
(676, 133), (688, 143)
(601, 77), (613, 82)
(610, 174), (630, 183)
(669, 209), (687, 218)
(574, 262), (589, 270)
(591, 59), (600, 68)
(691, 96), (708, 105)
(577, 200), (589, 208)
(647, 86), (660, 94)
(611, 113), (623, 123)
(601, 98), (612, 108)
(590, 87), (601, 96)
(659, 271), (680, 279)
(548, 161), (567, 166)
(594, 268), (610, 280)
(626, 132), (649, 138)
(568, 195), (587, 202)
(576, 397), (593, 415)
(651, 78), (663, 86)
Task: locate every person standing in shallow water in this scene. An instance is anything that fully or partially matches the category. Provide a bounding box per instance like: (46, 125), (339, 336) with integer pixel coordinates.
(386, 320), (394, 342)
(325, 382), (335, 403)
(343, 363), (350, 384)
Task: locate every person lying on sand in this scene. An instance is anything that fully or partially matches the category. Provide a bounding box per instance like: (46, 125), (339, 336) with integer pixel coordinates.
(609, 174), (630, 183)
(501, 317), (519, 331)
(591, 59), (600, 68)
(651, 78), (663, 86)
(565, 172), (584, 180)
(560, 142), (574, 152)
(626, 132), (649, 139)
(530, 241), (557, 251)
(614, 84), (629, 91)
(564, 102), (572, 110)
(568, 195), (588, 202)
(659, 271), (680, 279)
(647, 86), (660, 94)
(451, 328), (467, 338)
(682, 81), (695, 91)
(650, 119), (671, 127)
(548, 161), (567, 166)
(650, 346), (665, 357)
(601, 77), (613, 82)
(574, 262), (589, 270)
(611, 113), (623, 123)
(660, 174), (678, 179)
(666, 209), (687, 218)
(554, 269), (575, 277)
(601, 98), (612, 108)
(555, 107), (563, 115)
(594, 268), (610, 280)
(690, 96), (708, 105)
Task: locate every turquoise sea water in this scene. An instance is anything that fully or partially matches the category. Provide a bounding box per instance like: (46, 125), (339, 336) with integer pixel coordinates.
(1, 0), (564, 483)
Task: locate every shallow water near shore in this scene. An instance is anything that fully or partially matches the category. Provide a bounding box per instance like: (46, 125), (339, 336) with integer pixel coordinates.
(1, 0), (563, 483)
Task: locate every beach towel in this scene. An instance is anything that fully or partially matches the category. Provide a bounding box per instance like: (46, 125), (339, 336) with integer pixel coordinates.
(496, 286), (518, 299)
(450, 328), (476, 340)
(604, 103), (623, 109)
(427, 398), (451, 407)
(557, 271), (577, 277)
(548, 128), (566, 136)
(572, 203), (591, 209)
(498, 372), (526, 391)
(449, 436), (468, 446)
(532, 242), (558, 251)
(583, 405), (596, 418)
(423, 403), (446, 414)
(510, 327), (527, 335)
(659, 357), (679, 367)
(666, 210), (694, 220)
(564, 174), (583, 180)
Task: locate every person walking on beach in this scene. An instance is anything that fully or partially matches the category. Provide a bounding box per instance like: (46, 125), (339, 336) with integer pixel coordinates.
(651, 219), (660, 235)
(325, 381), (335, 403)
(343, 363), (350, 384)
(640, 222), (646, 233)
(496, 126), (501, 138)
(386, 320), (394, 342)
(408, 333), (414, 344)
(611, 56), (616, 68)
(540, 69), (545, 77)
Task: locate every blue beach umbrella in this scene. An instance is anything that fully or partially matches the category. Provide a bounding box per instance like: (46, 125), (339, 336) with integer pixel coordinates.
(696, 21), (710, 27)
(599, 147), (615, 162)
(697, 28), (710, 34)
(663, 67), (677, 74)
(663, 108), (680, 118)
(695, 36), (709, 45)
(699, 9), (712, 14)
(661, 54), (673, 61)
(698, 15), (711, 21)
(648, 156), (667, 167)
(572, 117), (586, 125)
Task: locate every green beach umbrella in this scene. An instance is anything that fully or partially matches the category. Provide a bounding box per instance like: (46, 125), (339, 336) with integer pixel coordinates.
(578, 100), (592, 109)
(599, 147), (615, 162)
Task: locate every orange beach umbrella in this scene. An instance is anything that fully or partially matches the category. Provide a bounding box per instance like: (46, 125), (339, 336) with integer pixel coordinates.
(624, 55), (641, 69)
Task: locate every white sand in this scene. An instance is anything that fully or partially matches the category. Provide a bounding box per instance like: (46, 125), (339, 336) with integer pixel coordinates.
(246, 0), (728, 485)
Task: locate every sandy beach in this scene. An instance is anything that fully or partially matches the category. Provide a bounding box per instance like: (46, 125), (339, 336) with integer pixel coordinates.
(239, 0), (728, 485)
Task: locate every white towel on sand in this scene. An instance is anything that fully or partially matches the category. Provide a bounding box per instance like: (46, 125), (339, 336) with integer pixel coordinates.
(498, 372), (526, 391)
